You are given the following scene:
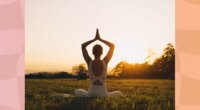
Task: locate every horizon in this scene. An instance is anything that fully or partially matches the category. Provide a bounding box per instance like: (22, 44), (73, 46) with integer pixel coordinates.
(25, 42), (174, 74)
(26, 0), (175, 73)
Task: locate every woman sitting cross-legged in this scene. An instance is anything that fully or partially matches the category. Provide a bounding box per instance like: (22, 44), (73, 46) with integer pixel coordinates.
(74, 29), (122, 97)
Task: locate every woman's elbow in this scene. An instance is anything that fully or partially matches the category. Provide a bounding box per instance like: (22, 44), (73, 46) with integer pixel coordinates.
(81, 43), (86, 48)
(111, 44), (115, 48)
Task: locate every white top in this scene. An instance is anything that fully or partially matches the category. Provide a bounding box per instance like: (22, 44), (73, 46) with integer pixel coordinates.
(88, 60), (108, 97)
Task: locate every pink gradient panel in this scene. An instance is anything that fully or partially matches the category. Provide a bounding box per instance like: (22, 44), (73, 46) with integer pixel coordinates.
(0, 0), (24, 110)
(176, 0), (200, 109)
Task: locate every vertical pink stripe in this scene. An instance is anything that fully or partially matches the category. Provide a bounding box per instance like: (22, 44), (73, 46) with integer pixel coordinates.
(0, 0), (24, 110)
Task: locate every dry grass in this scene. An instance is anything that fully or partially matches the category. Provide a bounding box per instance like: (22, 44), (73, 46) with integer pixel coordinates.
(26, 79), (174, 110)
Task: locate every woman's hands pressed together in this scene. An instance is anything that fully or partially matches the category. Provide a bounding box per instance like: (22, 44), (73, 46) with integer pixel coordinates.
(95, 28), (101, 40)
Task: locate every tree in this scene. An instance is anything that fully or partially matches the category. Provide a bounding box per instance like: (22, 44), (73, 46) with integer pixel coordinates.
(161, 43), (175, 79)
(111, 43), (175, 79)
(72, 63), (88, 80)
(145, 49), (156, 64)
(152, 43), (175, 79)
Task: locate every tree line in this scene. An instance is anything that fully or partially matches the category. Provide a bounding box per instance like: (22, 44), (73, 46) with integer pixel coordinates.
(110, 43), (175, 79)
(26, 43), (175, 80)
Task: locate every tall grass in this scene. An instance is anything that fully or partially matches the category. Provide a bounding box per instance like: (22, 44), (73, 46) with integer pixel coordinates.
(26, 79), (174, 110)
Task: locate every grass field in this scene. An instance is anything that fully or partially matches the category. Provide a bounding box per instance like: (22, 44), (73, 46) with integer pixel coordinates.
(26, 79), (175, 110)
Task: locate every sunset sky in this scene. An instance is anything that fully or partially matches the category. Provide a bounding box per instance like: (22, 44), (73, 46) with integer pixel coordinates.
(26, 0), (174, 73)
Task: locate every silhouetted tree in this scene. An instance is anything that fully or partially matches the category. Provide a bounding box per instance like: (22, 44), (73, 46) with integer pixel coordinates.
(72, 63), (88, 80)
(111, 43), (175, 79)
(152, 43), (175, 79)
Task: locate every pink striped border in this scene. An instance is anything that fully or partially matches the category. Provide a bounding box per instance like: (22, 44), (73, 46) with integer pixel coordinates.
(0, 0), (24, 110)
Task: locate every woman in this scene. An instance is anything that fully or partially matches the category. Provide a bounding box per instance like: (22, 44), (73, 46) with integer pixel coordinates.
(75, 29), (122, 97)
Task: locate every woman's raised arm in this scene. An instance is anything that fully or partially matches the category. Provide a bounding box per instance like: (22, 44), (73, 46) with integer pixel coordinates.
(82, 34), (98, 65)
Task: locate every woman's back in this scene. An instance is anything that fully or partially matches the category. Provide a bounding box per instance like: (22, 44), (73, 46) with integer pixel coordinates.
(89, 60), (107, 81)
(88, 60), (108, 97)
